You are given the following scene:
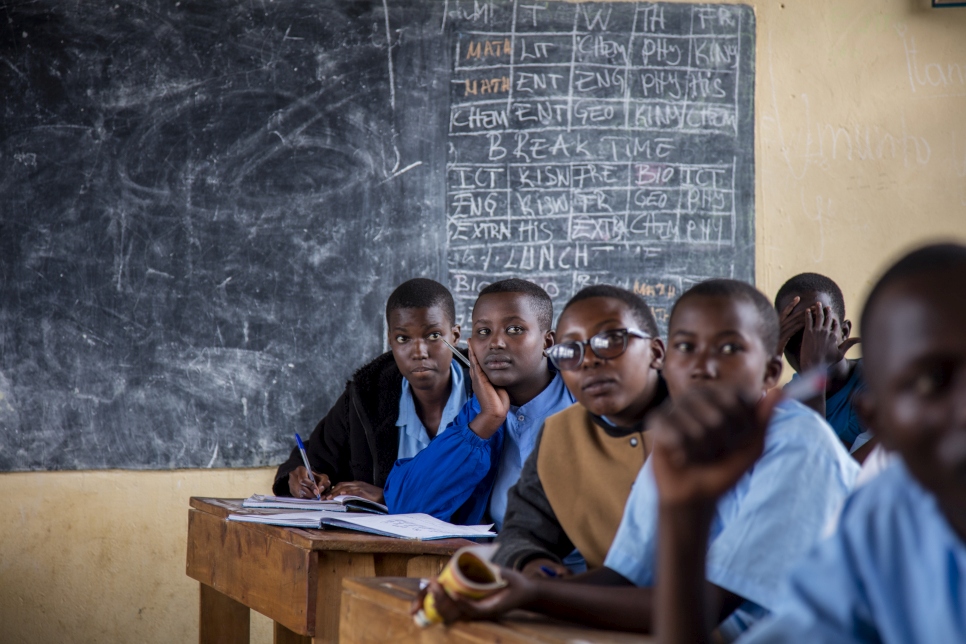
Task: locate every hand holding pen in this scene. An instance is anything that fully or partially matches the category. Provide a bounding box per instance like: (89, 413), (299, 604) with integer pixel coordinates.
(287, 433), (330, 500)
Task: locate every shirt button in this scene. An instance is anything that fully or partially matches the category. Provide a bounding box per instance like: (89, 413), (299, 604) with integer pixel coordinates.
(517, 415), (525, 422)
(630, 437), (639, 447)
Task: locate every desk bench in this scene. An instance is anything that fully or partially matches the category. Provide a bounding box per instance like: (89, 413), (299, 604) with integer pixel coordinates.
(340, 577), (654, 644)
(185, 497), (471, 643)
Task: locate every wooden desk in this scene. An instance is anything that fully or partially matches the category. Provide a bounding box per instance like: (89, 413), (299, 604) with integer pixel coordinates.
(340, 577), (654, 644)
(186, 497), (472, 644)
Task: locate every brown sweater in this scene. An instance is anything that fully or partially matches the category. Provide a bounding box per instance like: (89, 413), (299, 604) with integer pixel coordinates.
(493, 376), (668, 571)
(536, 404), (651, 568)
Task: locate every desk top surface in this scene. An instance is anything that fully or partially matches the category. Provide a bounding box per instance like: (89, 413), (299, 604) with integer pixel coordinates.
(190, 496), (474, 555)
(343, 577), (655, 643)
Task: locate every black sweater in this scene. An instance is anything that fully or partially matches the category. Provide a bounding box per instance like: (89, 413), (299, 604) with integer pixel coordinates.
(273, 351), (470, 495)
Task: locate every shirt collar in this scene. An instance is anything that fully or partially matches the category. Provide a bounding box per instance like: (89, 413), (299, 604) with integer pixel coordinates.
(508, 367), (572, 420)
(397, 359), (466, 437)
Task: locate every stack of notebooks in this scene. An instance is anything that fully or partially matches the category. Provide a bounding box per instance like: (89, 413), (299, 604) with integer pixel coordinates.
(241, 493), (389, 514)
(228, 495), (495, 541)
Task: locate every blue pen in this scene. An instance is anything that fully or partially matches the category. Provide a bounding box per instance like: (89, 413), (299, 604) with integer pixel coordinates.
(295, 433), (322, 501)
(539, 565), (559, 578)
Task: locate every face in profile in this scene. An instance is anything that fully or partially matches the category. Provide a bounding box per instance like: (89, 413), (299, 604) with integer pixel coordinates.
(554, 297), (664, 426)
(387, 305), (459, 391)
(860, 272), (966, 503)
(469, 292), (552, 390)
(664, 295), (782, 402)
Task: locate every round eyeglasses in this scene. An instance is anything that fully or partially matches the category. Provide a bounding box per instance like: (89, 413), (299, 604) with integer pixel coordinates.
(545, 328), (651, 371)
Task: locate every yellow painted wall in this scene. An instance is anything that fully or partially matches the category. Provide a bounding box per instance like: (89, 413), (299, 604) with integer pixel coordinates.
(2, 1), (966, 643)
(0, 469), (277, 643)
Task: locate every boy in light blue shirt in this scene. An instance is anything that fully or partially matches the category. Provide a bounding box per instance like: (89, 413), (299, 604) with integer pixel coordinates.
(774, 273), (873, 458)
(653, 244), (966, 644)
(604, 398), (857, 639)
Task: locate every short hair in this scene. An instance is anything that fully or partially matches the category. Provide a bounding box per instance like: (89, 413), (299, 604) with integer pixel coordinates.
(671, 279), (780, 354)
(774, 272), (846, 320)
(561, 285), (659, 337)
(476, 278), (553, 331)
(385, 278), (456, 326)
(861, 243), (966, 334)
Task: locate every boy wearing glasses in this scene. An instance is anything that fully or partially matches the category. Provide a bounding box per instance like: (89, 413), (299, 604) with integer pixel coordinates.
(493, 285), (668, 577)
(383, 279), (575, 526)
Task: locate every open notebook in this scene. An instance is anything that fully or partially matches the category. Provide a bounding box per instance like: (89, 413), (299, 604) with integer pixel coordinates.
(242, 493), (387, 514)
(227, 511), (496, 541)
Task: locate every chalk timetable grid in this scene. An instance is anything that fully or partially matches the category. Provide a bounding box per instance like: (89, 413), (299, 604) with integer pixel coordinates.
(446, 2), (752, 329)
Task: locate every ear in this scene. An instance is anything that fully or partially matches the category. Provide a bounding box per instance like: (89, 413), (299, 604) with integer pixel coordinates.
(451, 324), (461, 343)
(543, 329), (555, 350)
(648, 338), (666, 371)
(841, 319), (852, 341)
(763, 355), (783, 390)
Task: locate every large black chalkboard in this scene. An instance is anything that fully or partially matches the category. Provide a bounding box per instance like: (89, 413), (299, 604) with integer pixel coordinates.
(0, 1), (754, 472)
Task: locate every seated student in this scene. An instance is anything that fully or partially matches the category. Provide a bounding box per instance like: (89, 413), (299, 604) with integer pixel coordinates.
(493, 285), (668, 577)
(273, 278), (470, 501)
(775, 273), (873, 459)
(654, 244), (966, 644)
(415, 279), (858, 639)
(383, 278), (574, 527)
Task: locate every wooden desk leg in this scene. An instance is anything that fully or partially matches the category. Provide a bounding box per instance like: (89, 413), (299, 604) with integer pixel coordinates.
(274, 621), (311, 644)
(200, 583), (250, 644)
(315, 552), (376, 644)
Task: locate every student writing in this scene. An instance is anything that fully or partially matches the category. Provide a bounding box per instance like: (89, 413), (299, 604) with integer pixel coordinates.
(416, 279), (858, 639)
(383, 279), (574, 526)
(273, 278), (470, 501)
(775, 272), (873, 460)
(655, 243), (966, 644)
(493, 285), (668, 577)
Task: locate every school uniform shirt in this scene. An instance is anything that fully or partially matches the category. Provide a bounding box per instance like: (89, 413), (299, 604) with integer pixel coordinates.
(603, 400), (860, 640)
(488, 372), (575, 530)
(395, 359), (468, 459)
(788, 359), (871, 453)
(740, 459), (966, 644)
(383, 368), (574, 526)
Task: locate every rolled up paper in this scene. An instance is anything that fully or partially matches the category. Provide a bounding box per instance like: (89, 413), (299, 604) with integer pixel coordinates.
(414, 544), (506, 627)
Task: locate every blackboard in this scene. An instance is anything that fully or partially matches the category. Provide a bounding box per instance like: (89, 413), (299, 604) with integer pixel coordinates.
(0, 1), (754, 472)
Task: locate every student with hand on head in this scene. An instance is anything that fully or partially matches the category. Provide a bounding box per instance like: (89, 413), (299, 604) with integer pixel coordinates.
(272, 278), (470, 503)
(415, 279), (857, 639)
(493, 285), (668, 578)
(775, 273), (873, 460)
(656, 244), (966, 644)
(383, 278), (575, 526)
